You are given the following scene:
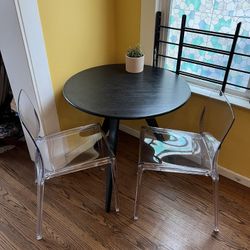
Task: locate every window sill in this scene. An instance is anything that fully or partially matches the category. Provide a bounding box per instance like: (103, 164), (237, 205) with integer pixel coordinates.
(187, 81), (250, 110)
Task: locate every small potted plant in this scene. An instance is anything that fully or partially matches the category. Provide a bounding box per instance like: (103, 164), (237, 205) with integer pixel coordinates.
(125, 44), (144, 73)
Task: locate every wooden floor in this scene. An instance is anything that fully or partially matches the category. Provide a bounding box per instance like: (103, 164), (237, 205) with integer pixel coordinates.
(0, 132), (250, 250)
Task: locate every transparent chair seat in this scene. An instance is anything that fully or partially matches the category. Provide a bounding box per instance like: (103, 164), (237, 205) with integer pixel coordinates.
(134, 91), (235, 233)
(36, 126), (112, 179)
(17, 90), (119, 240)
(140, 127), (220, 176)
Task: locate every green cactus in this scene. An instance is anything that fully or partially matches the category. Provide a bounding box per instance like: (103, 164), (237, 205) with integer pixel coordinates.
(127, 44), (144, 57)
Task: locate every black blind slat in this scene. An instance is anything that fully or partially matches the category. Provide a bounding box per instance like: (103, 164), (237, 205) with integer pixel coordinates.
(153, 13), (250, 92)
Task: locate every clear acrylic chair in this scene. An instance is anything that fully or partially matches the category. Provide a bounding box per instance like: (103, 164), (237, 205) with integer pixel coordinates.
(134, 91), (234, 232)
(17, 90), (119, 240)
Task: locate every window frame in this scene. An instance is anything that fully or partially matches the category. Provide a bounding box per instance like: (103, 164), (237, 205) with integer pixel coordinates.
(140, 0), (250, 109)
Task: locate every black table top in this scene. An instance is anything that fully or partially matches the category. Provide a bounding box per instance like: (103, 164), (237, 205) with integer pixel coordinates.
(63, 64), (191, 119)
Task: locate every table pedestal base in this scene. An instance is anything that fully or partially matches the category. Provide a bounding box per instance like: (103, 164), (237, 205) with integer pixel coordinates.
(102, 117), (159, 212)
(102, 118), (120, 212)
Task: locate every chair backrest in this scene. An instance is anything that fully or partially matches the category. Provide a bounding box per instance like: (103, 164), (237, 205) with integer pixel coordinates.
(199, 91), (235, 146)
(17, 89), (40, 143)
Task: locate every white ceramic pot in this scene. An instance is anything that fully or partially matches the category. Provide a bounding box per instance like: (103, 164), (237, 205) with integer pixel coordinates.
(125, 55), (144, 73)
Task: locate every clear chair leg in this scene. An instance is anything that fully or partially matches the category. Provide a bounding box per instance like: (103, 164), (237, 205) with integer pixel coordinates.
(133, 165), (144, 220)
(213, 176), (219, 233)
(36, 180), (44, 240)
(111, 159), (119, 212)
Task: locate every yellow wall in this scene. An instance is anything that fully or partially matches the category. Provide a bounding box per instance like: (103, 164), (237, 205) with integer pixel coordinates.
(38, 1), (250, 178)
(115, 0), (141, 62)
(38, 0), (141, 129)
(221, 105), (250, 178)
(38, 0), (117, 129)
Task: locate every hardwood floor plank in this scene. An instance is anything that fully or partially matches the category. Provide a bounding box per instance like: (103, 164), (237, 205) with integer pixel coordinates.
(0, 169), (110, 249)
(0, 231), (21, 250)
(0, 132), (249, 249)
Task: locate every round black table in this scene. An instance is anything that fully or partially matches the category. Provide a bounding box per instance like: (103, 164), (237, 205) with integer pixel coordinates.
(63, 64), (191, 211)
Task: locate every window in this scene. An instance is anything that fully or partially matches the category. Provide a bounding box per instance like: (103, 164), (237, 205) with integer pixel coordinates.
(161, 0), (250, 97)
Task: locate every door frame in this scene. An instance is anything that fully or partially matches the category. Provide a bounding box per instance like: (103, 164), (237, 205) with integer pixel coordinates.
(0, 0), (60, 157)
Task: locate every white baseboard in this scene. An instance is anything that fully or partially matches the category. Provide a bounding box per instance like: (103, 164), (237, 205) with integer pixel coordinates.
(218, 166), (250, 188)
(119, 124), (250, 188)
(120, 124), (140, 138)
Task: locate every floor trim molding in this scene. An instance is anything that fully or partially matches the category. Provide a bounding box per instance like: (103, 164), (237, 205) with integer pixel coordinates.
(119, 124), (250, 188)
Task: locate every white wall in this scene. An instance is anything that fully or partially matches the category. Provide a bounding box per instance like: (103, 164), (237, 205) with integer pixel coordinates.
(140, 0), (171, 65)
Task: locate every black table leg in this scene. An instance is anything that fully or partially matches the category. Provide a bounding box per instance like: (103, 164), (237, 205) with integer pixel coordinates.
(105, 118), (120, 212)
(101, 117), (110, 134)
(146, 118), (159, 127)
(146, 118), (164, 141)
